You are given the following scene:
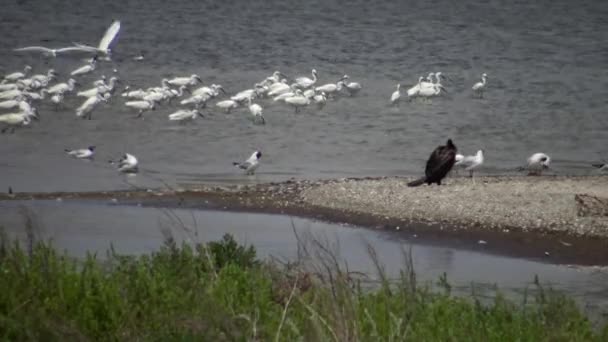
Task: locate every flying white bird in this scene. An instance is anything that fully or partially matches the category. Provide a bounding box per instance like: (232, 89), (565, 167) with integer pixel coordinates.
(525, 152), (551, 176)
(233, 151), (262, 175)
(313, 92), (327, 108)
(71, 20), (121, 58)
(47, 79), (77, 95)
(110, 153), (138, 173)
(315, 75), (347, 97)
(168, 109), (204, 122)
(2, 65), (32, 83)
(71, 57), (97, 76)
(390, 84), (401, 105)
(65, 146), (96, 159)
(472, 73), (488, 98)
(407, 77), (425, 98)
(13, 46), (90, 58)
(216, 100), (239, 114)
(0, 109), (38, 133)
(454, 150), (484, 180)
(295, 69), (318, 89)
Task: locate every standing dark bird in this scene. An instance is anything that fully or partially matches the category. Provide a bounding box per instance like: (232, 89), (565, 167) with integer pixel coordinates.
(408, 139), (458, 187)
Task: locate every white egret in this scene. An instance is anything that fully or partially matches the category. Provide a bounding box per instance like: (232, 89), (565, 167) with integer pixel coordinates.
(2, 65), (32, 83)
(167, 74), (202, 87)
(76, 93), (109, 119)
(216, 100), (239, 114)
(295, 69), (318, 89)
(284, 90), (310, 113)
(472, 73), (487, 98)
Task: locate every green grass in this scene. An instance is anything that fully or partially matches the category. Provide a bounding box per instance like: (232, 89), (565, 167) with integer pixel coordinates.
(0, 231), (606, 341)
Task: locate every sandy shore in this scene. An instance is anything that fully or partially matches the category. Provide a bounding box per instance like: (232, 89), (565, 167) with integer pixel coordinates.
(301, 176), (608, 237)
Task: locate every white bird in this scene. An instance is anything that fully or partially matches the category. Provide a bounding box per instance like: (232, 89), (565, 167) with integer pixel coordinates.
(78, 77), (119, 98)
(126, 100), (156, 118)
(13, 46), (89, 58)
(0, 110), (38, 133)
(419, 72), (435, 89)
(2, 65), (32, 83)
(71, 57), (97, 76)
(168, 109), (204, 122)
(472, 73), (488, 98)
(284, 90), (310, 113)
(247, 97), (265, 125)
(390, 84), (401, 105)
(71, 20), (121, 58)
(295, 69), (318, 89)
(455, 150), (484, 179)
(47, 79), (77, 95)
(313, 92), (327, 108)
(111, 153), (138, 173)
(216, 100), (239, 114)
(343, 80), (362, 96)
(407, 77), (425, 98)
(592, 163), (608, 171)
(167, 74), (202, 87)
(22, 89), (48, 102)
(267, 80), (292, 96)
(525, 153), (551, 176)
(65, 146), (96, 159)
(315, 75), (347, 97)
(233, 151), (262, 175)
(76, 93), (109, 119)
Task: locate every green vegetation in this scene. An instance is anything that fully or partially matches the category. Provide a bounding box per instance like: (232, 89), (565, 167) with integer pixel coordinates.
(0, 231), (606, 341)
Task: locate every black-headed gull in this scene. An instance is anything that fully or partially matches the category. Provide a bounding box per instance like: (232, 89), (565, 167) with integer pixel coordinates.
(233, 151), (262, 175)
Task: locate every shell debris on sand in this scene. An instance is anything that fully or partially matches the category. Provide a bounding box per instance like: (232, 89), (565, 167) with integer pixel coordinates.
(300, 176), (608, 237)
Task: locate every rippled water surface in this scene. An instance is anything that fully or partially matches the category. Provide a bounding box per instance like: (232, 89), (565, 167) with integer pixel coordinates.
(0, 0), (607, 191)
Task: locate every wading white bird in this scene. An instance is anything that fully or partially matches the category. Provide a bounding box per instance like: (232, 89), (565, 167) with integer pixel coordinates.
(472, 73), (488, 98)
(76, 92), (109, 119)
(233, 150), (262, 175)
(31, 69), (57, 85)
(390, 84), (401, 105)
(407, 77), (425, 98)
(0, 110), (38, 133)
(313, 92), (327, 108)
(315, 75), (347, 97)
(50, 93), (64, 109)
(77, 76), (119, 98)
(71, 57), (97, 76)
(284, 90), (310, 113)
(216, 99), (239, 113)
(0, 83), (19, 91)
(126, 100), (156, 118)
(110, 153), (138, 173)
(47, 78), (77, 95)
(167, 74), (202, 87)
(247, 96), (265, 124)
(454, 150), (484, 179)
(65, 146), (96, 159)
(71, 20), (121, 58)
(295, 69), (318, 89)
(168, 109), (204, 121)
(525, 152), (551, 176)
(2, 65), (32, 83)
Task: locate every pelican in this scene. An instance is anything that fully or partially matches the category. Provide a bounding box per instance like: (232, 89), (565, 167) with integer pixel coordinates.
(191, 84), (225, 97)
(165, 85), (190, 102)
(121, 88), (148, 99)
(167, 74), (202, 87)
(77, 77), (119, 97)
(0, 96), (26, 109)
(71, 57), (97, 76)
(65, 146), (96, 159)
(525, 153), (550, 176)
(50, 93), (64, 109)
(71, 20), (121, 59)
(295, 69), (318, 89)
(216, 100), (239, 114)
(390, 84), (401, 105)
(168, 109), (204, 121)
(247, 96), (265, 125)
(454, 150), (484, 180)
(2, 65), (32, 84)
(343, 80), (362, 96)
(126, 100), (155, 118)
(47, 79), (77, 95)
(284, 90), (310, 113)
(472, 73), (487, 98)
(76, 93), (109, 119)
(110, 153), (138, 173)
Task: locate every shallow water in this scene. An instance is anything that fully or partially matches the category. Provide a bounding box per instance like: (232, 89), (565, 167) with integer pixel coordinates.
(0, 0), (607, 192)
(1, 200), (607, 318)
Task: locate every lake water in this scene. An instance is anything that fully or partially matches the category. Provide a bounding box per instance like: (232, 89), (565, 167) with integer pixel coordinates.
(0, 0), (607, 192)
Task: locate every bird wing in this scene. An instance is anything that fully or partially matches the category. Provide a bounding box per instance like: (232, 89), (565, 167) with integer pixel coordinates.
(98, 20), (121, 51)
(14, 46), (51, 53)
(56, 46), (96, 55)
(71, 43), (100, 53)
(425, 146), (456, 179)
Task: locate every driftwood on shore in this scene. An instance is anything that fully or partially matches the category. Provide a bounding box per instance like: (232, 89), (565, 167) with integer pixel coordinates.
(576, 194), (608, 217)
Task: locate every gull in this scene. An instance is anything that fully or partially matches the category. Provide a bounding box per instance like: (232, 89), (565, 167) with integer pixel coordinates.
(295, 69), (318, 89)
(267, 80), (292, 96)
(76, 92), (109, 119)
(47, 78), (77, 95)
(126, 100), (156, 118)
(0, 96), (27, 109)
(247, 96), (265, 125)
(284, 89), (310, 113)
(168, 109), (204, 122)
(233, 151), (262, 175)
(0, 83), (19, 91)
(167, 74), (202, 87)
(454, 150), (484, 180)
(472, 73), (488, 98)
(71, 20), (121, 59)
(390, 84), (401, 105)
(13, 46), (89, 58)
(524, 152), (551, 176)
(65, 146), (96, 159)
(165, 85), (190, 102)
(2, 65), (32, 83)
(0, 109), (38, 133)
(71, 57), (97, 76)
(216, 100), (239, 114)
(110, 153), (138, 173)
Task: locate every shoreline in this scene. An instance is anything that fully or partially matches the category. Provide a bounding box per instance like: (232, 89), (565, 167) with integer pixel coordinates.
(1, 175), (607, 265)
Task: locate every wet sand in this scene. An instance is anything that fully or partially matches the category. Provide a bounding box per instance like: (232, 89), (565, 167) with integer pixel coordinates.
(1, 175), (608, 265)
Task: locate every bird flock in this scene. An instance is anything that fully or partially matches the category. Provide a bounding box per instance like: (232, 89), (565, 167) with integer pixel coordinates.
(1, 19), (604, 179)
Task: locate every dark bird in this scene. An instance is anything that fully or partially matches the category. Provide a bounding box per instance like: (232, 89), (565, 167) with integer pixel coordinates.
(408, 139), (458, 187)
(8, 186), (13, 195)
